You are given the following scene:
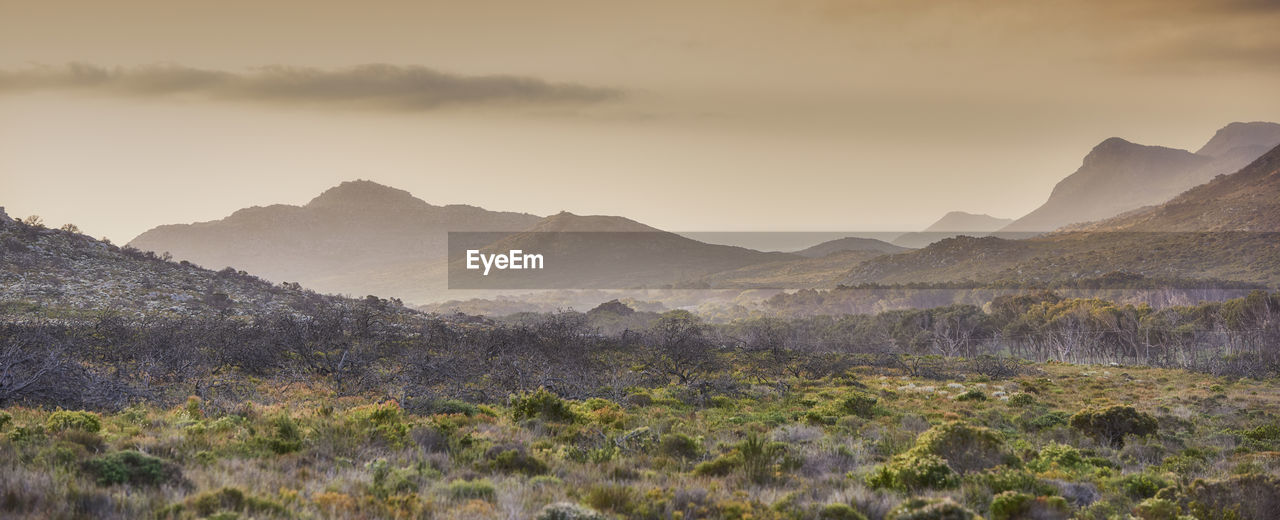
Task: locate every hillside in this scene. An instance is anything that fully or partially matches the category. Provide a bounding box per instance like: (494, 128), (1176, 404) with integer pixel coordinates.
(448, 212), (798, 289)
(127, 180), (541, 301)
(838, 143), (1280, 287)
(892, 211), (1016, 248)
(792, 236), (908, 258)
(0, 210), (395, 317)
(1001, 122), (1280, 233)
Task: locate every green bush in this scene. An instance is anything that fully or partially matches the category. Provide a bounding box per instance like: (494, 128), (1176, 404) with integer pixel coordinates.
(1027, 442), (1087, 473)
(537, 502), (613, 520)
(1132, 497), (1180, 520)
(818, 503), (868, 520)
(46, 410), (102, 433)
(693, 453), (740, 477)
(956, 389), (987, 402)
(511, 388), (578, 423)
(739, 433), (789, 484)
(1183, 473), (1280, 520)
(867, 452), (959, 491)
(1069, 405), (1157, 448)
(447, 479), (496, 502)
(83, 451), (181, 486)
(886, 497), (977, 520)
(988, 491), (1070, 520)
(840, 394), (878, 418)
(913, 422), (1019, 474)
(584, 484), (637, 515)
(0, 410), (12, 431)
(185, 487), (288, 517)
(1120, 473), (1168, 500)
(263, 415), (303, 454)
(1008, 393), (1036, 407)
(1026, 411), (1070, 431)
(657, 432), (701, 459)
(482, 447), (548, 475)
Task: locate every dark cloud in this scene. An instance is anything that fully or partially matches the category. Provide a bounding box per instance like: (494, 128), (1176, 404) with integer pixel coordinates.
(0, 63), (624, 110)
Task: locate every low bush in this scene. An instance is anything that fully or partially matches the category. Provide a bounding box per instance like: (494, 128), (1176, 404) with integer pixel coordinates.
(657, 432), (701, 459)
(867, 452), (959, 492)
(1183, 473), (1280, 520)
(511, 388), (578, 423)
(840, 394), (878, 419)
(46, 410), (101, 433)
(447, 479), (496, 502)
(818, 503), (868, 520)
(885, 497), (977, 520)
(913, 422), (1019, 474)
(537, 502), (613, 520)
(988, 491), (1070, 520)
(1069, 405), (1157, 448)
(83, 451), (182, 487)
(481, 446), (548, 475)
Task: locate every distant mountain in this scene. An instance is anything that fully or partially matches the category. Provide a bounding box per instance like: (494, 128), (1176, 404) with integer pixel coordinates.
(838, 143), (1280, 287)
(793, 236), (908, 258)
(892, 211), (1016, 248)
(450, 212), (798, 289)
(1080, 142), (1280, 232)
(128, 180), (542, 300)
(1001, 122), (1280, 233)
(924, 211), (1013, 232)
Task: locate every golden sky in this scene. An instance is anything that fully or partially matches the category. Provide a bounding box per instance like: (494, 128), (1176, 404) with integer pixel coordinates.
(2, 0), (1280, 242)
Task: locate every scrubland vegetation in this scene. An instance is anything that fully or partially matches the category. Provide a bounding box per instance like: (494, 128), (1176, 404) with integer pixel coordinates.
(3, 293), (1280, 519)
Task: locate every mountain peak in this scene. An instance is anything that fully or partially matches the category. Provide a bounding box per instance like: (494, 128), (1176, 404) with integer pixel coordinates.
(306, 180), (428, 210)
(1196, 121), (1280, 158)
(923, 211), (1012, 232)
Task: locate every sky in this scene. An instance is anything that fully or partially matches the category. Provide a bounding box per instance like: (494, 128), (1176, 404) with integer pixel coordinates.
(2, 0), (1280, 243)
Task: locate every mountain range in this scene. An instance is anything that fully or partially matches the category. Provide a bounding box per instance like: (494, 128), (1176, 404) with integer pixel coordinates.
(1000, 121), (1280, 232)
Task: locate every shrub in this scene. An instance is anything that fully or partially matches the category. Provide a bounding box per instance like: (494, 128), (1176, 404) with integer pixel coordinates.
(0, 410), (12, 430)
(840, 394), (878, 418)
(913, 422), (1018, 474)
(693, 453), (740, 477)
(346, 401), (410, 446)
(819, 503), (868, 520)
(867, 452), (959, 492)
(511, 388), (578, 423)
(584, 484), (637, 515)
(1183, 473), (1280, 520)
(1119, 473), (1168, 500)
(83, 451), (182, 486)
(537, 502), (613, 520)
(885, 497), (977, 520)
(739, 433), (789, 484)
(183, 487), (288, 517)
(1026, 411), (1070, 431)
(1027, 443), (1087, 473)
(1132, 498), (1180, 520)
(657, 432), (701, 459)
(447, 479), (496, 502)
(46, 410), (102, 433)
(956, 389), (987, 402)
(988, 491), (1070, 520)
(481, 447), (548, 476)
(1069, 405), (1157, 448)
(263, 415), (303, 454)
(1008, 393), (1036, 407)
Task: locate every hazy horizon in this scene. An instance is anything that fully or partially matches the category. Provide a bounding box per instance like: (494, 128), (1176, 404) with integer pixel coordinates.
(4, 0), (1280, 243)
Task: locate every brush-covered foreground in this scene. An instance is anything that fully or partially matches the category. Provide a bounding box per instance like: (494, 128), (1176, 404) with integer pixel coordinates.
(2, 363), (1279, 520)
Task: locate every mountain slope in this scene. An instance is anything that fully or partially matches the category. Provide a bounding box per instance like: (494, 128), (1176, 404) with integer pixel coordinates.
(1001, 122), (1280, 233)
(838, 143), (1280, 286)
(892, 211), (1016, 248)
(793, 236), (908, 258)
(0, 214), (387, 317)
(128, 180), (542, 301)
